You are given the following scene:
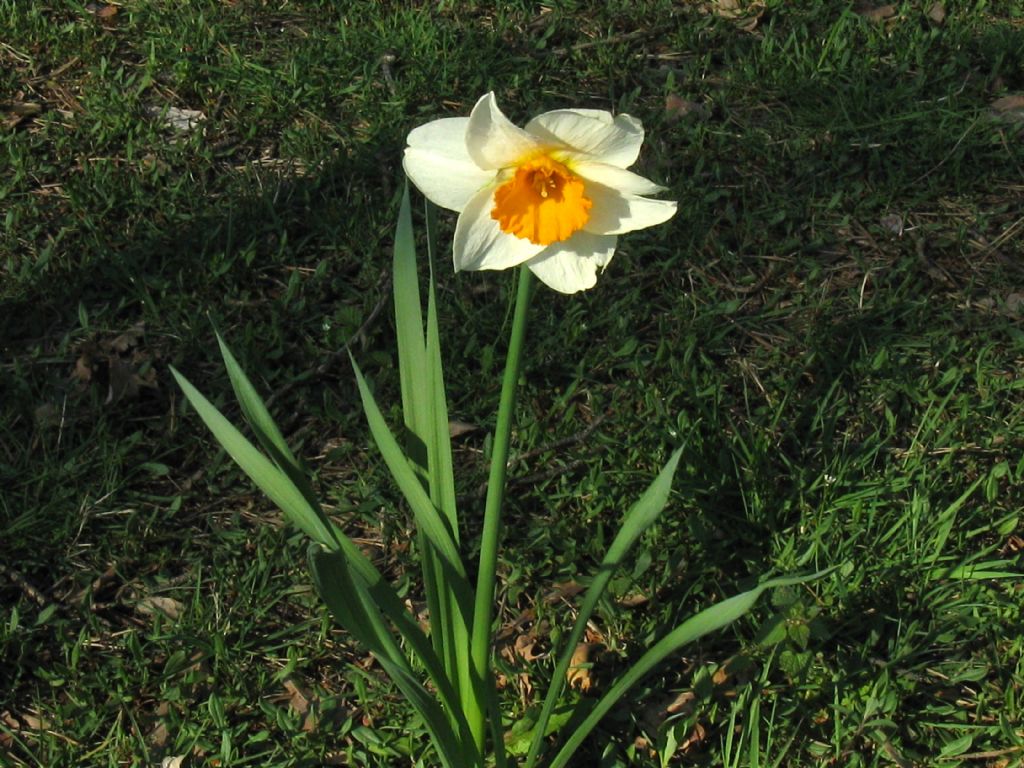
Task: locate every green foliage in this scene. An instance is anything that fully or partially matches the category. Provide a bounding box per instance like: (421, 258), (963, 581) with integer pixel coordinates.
(3, 1), (1023, 765)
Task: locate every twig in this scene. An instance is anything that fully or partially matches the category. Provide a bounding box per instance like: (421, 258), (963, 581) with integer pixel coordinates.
(507, 412), (608, 470)
(0, 563), (50, 607)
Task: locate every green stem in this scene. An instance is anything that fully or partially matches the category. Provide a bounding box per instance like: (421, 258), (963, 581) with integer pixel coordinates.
(468, 266), (533, 762)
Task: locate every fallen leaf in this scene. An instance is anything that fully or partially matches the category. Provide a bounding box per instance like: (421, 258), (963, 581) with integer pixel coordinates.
(283, 677), (312, 715)
(927, 2), (945, 24)
(136, 596), (184, 620)
(616, 591), (650, 608)
(513, 633), (543, 662)
(990, 94), (1024, 124)
(567, 643), (596, 692)
(879, 213), (904, 235)
(664, 94), (708, 123)
(85, 2), (119, 18)
(543, 580), (585, 603)
(33, 402), (62, 428)
(145, 105), (206, 133)
(73, 351), (95, 383)
(856, 3), (897, 22)
(148, 720), (170, 749)
(161, 757), (186, 768)
(710, 0), (765, 32)
(448, 419), (478, 438)
(108, 322), (144, 353)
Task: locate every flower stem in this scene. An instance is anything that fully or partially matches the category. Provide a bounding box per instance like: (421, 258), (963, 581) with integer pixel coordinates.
(469, 266), (533, 762)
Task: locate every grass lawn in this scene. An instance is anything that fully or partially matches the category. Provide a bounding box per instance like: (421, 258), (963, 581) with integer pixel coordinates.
(3, 0), (1024, 765)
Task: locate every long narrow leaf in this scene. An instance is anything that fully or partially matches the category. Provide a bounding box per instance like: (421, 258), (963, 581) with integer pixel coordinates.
(391, 185), (463, 705)
(171, 367), (337, 550)
(350, 356), (465, 578)
(393, 182), (430, 466)
(525, 448), (682, 767)
(216, 332), (298, 468)
(215, 333), (332, 537)
(548, 570), (835, 768)
(422, 199), (479, 734)
(424, 199), (458, 537)
(310, 547), (473, 768)
(329, 537), (481, 745)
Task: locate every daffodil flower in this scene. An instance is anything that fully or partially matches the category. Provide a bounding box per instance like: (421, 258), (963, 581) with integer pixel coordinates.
(403, 92), (677, 293)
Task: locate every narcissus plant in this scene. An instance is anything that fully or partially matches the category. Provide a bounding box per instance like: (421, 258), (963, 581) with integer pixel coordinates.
(403, 92), (677, 293)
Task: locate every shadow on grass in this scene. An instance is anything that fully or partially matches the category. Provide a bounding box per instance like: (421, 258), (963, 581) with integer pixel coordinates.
(3, 5), (1024, 764)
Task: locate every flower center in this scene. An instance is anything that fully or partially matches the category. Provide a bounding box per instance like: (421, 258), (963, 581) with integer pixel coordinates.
(490, 155), (592, 246)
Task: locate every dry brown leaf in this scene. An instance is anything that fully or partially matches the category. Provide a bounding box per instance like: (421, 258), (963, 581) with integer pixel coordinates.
(108, 322), (144, 353)
(567, 643), (596, 692)
(990, 94), (1024, 124)
(991, 94), (1024, 112)
(713, 0), (742, 16)
(616, 591), (650, 608)
(856, 3), (897, 22)
(148, 720), (170, 748)
(19, 711), (46, 730)
(161, 757), (186, 768)
(73, 351), (94, 383)
(927, 2), (946, 24)
(33, 402), (62, 428)
(86, 2), (119, 17)
(448, 419), (478, 438)
(544, 580), (585, 603)
(283, 677), (312, 715)
(880, 213), (904, 236)
(513, 633), (543, 662)
(664, 94), (708, 123)
(135, 595), (184, 620)
(710, 0), (765, 32)
(680, 722), (707, 754)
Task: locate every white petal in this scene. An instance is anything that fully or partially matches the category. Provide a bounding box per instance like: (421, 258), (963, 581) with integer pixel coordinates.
(526, 109), (644, 168)
(453, 185), (546, 272)
(406, 117), (473, 160)
(465, 92), (545, 170)
(403, 147), (495, 212)
(526, 232), (618, 294)
(582, 181), (677, 235)
(570, 158), (666, 196)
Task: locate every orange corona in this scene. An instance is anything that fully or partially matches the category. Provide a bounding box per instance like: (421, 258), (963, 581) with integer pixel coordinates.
(490, 156), (592, 246)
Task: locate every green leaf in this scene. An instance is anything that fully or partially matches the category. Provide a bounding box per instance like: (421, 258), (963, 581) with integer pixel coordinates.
(526, 448), (682, 768)
(215, 332), (333, 541)
(548, 570), (835, 768)
(170, 366), (337, 550)
(391, 187), (469, 714)
(350, 357), (465, 578)
(309, 546), (473, 768)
